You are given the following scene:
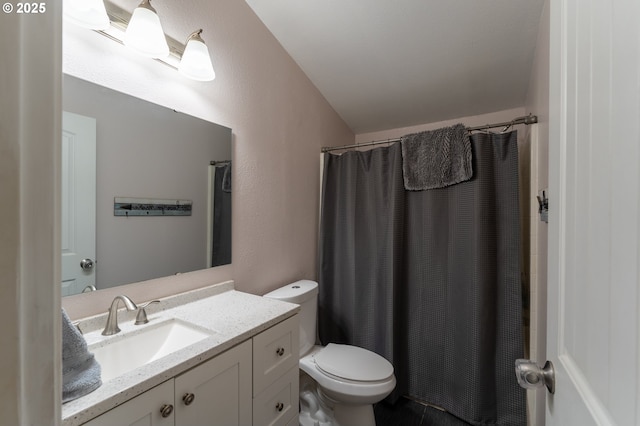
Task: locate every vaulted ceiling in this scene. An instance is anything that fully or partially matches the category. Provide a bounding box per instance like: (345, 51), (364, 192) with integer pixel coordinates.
(245, 0), (546, 133)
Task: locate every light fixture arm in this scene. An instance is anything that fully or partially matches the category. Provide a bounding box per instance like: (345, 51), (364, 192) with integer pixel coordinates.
(136, 0), (157, 13)
(186, 29), (205, 44)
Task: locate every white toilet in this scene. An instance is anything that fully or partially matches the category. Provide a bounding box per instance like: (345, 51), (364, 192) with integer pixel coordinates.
(264, 280), (396, 426)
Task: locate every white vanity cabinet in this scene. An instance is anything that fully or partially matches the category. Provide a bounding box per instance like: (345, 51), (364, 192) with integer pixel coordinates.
(84, 340), (251, 426)
(82, 315), (298, 426)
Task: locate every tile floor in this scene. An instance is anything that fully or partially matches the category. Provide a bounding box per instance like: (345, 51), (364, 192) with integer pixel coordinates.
(374, 397), (471, 426)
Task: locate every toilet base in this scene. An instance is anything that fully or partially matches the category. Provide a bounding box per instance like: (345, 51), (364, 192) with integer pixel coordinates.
(299, 372), (377, 426)
(299, 405), (375, 426)
(332, 402), (376, 426)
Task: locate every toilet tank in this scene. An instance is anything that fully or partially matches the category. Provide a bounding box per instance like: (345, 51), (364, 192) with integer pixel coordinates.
(263, 280), (318, 356)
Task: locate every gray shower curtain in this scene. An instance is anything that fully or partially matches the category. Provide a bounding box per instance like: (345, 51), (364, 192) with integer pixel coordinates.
(318, 131), (526, 426)
(211, 164), (231, 267)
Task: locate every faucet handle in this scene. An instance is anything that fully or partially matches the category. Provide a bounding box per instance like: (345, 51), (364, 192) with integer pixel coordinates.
(135, 300), (160, 325)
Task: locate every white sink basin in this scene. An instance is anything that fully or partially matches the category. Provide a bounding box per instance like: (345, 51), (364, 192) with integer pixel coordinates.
(89, 319), (214, 382)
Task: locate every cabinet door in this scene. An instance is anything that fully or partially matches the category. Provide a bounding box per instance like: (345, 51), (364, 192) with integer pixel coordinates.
(175, 340), (252, 426)
(83, 380), (174, 426)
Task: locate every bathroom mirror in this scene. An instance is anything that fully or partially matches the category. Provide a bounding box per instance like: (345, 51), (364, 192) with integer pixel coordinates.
(62, 74), (232, 296)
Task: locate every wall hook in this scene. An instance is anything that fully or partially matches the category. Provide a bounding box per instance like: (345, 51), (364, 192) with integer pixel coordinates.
(537, 190), (548, 223)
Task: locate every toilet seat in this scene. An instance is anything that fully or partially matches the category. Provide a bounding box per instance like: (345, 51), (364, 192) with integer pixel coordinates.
(299, 345), (396, 404)
(313, 344), (394, 382)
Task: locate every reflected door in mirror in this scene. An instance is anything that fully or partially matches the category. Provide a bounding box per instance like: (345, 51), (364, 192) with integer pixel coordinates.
(61, 111), (97, 296)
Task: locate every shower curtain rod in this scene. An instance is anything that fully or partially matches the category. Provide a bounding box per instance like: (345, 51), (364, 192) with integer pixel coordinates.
(321, 114), (538, 153)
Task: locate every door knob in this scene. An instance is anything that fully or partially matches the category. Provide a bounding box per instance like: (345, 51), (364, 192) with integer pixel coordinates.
(515, 359), (555, 394)
(80, 258), (94, 271)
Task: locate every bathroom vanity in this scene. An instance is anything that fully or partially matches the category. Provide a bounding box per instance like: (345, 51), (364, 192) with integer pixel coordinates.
(62, 282), (300, 426)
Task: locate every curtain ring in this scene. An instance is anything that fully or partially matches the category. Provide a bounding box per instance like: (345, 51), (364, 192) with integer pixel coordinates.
(501, 121), (514, 133)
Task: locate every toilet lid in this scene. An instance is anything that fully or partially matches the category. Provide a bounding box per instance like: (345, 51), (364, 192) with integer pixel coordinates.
(314, 343), (394, 382)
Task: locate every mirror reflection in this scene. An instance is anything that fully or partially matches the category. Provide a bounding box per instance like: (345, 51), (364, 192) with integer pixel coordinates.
(62, 74), (232, 296)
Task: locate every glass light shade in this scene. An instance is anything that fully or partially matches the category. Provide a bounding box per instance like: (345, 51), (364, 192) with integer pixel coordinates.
(178, 32), (216, 82)
(124, 3), (169, 58)
(63, 0), (110, 30)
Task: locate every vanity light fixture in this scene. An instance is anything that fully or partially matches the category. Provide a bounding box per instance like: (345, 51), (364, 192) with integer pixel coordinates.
(63, 0), (110, 31)
(178, 30), (216, 82)
(64, 0), (216, 82)
(123, 0), (169, 58)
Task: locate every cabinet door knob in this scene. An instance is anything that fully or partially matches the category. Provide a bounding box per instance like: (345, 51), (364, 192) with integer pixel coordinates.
(160, 404), (174, 418)
(275, 402), (284, 412)
(183, 392), (196, 406)
(276, 347), (285, 356)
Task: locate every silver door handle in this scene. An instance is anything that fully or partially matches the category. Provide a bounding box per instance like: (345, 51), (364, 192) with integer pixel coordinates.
(80, 258), (95, 271)
(515, 359), (555, 394)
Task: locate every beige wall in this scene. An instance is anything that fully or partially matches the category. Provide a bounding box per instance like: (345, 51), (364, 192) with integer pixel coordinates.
(62, 0), (354, 318)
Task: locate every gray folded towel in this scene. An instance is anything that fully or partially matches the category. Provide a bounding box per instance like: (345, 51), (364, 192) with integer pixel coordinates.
(400, 123), (473, 190)
(62, 309), (102, 403)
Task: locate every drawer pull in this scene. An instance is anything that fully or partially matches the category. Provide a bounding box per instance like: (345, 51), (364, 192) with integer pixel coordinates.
(183, 392), (196, 406)
(160, 404), (174, 418)
(276, 347), (285, 356)
(275, 402), (284, 412)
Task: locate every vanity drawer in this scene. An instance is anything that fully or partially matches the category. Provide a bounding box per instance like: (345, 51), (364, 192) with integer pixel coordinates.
(253, 315), (299, 396)
(252, 366), (299, 426)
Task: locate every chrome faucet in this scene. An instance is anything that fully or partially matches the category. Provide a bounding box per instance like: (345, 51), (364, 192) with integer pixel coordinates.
(102, 295), (138, 335)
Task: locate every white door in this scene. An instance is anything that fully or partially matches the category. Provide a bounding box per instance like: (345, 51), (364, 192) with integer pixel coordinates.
(61, 111), (97, 296)
(546, 0), (640, 424)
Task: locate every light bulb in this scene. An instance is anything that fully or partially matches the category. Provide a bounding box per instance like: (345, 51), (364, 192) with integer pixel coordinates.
(63, 0), (110, 30)
(179, 30), (216, 81)
(124, 0), (169, 58)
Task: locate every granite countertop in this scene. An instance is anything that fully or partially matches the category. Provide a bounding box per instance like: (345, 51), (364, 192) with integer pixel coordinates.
(62, 282), (299, 426)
